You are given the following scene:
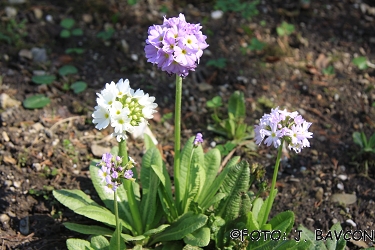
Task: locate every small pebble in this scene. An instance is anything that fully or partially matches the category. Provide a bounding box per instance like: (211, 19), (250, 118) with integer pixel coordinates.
(210, 141), (216, 147)
(0, 214), (10, 224)
(19, 216), (29, 235)
(13, 181), (21, 188)
(346, 219), (357, 227)
(211, 10), (223, 19)
(338, 174), (347, 181)
(337, 183), (344, 190)
(332, 218), (338, 224)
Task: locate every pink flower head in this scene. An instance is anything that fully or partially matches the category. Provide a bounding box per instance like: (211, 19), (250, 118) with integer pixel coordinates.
(254, 107), (313, 153)
(145, 13), (208, 77)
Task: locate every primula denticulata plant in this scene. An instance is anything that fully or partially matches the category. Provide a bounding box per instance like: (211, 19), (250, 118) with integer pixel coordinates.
(52, 13), (336, 250)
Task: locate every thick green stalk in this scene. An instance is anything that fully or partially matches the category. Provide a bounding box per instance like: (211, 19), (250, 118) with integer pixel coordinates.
(261, 140), (284, 226)
(114, 190), (120, 250)
(119, 139), (143, 235)
(173, 75), (183, 212)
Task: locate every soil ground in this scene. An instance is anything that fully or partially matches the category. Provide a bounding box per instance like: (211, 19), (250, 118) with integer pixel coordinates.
(1, 0), (375, 249)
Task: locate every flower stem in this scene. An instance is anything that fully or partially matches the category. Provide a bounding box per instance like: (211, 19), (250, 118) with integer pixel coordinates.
(174, 75), (182, 213)
(119, 139), (143, 235)
(261, 140), (284, 226)
(114, 190), (120, 250)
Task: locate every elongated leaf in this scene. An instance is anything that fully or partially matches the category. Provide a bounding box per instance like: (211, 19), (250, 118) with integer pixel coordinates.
(352, 132), (363, 148)
(258, 188), (277, 226)
(144, 224), (170, 236)
(203, 193), (226, 210)
(297, 224), (327, 250)
(64, 222), (113, 236)
(31, 75), (56, 85)
(228, 91), (245, 118)
(251, 198), (264, 221)
(23, 94), (50, 109)
(269, 211), (294, 234)
(326, 223), (346, 250)
(196, 148), (221, 204)
(91, 235), (109, 250)
(141, 147), (162, 231)
(368, 133), (375, 149)
(74, 205), (117, 227)
(183, 163), (200, 212)
(150, 212), (207, 245)
(90, 161), (133, 231)
(110, 225), (126, 250)
(218, 161), (250, 221)
(66, 239), (93, 250)
(200, 158), (236, 210)
(152, 163), (178, 221)
(183, 226), (210, 247)
(144, 133), (156, 151)
(53, 189), (99, 211)
(179, 137), (204, 210)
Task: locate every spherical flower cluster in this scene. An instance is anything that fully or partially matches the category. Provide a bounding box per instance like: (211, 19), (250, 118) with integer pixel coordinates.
(92, 79), (158, 142)
(97, 152), (135, 192)
(254, 107), (313, 153)
(144, 13), (209, 77)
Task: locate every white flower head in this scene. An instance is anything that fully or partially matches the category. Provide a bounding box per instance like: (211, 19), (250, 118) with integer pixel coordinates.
(92, 78), (158, 141)
(92, 105), (110, 130)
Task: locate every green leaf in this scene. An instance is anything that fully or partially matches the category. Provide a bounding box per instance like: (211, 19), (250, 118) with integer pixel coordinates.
(368, 133), (375, 149)
(23, 94), (50, 109)
(269, 211), (295, 235)
(326, 223), (346, 250)
(228, 91), (246, 118)
(297, 224), (327, 250)
(150, 212), (208, 245)
(65, 48), (85, 54)
(74, 205), (117, 227)
(63, 222), (113, 236)
(96, 29), (115, 40)
(352, 131), (364, 148)
(60, 29), (71, 38)
(90, 235), (110, 250)
(31, 75), (56, 85)
(152, 163), (178, 221)
(72, 28), (83, 36)
(144, 224), (170, 236)
(110, 225), (126, 250)
(141, 147), (162, 231)
(59, 65), (78, 76)
(70, 81), (87, 94)
(352, 56), (368, 70)
(248, 37), (266, 51)
(179, 136), (204, 210)
(195, 148), (221, 204)
(66, 238), (93, 250)
(206, 96), (223, 108)
(183, 226), (210, 247)
(60, 18), (75, 29)
(218, 161), (250, 221)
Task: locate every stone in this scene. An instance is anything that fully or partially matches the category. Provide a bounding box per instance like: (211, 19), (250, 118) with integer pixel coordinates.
(33, 7), (43, 19)
(331, 193), (357, 205)
(19, 49), (32, 59)
(0, 93), (21, 109)
(31, 47), (48, 63)
(91, 144), (111, 157)
(5, 6), (17, 18)
(211, 10), (223, 19)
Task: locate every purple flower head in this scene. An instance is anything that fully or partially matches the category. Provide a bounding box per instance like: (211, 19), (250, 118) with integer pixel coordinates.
(193, 132), (204, 146)
(254, 107), (313, 153)
(124, 170), (133, 179)
(145, 13), (208, 77)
